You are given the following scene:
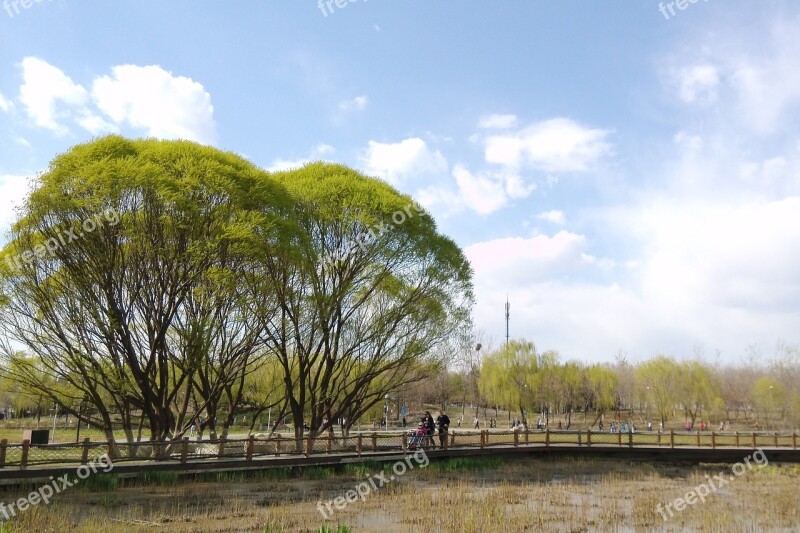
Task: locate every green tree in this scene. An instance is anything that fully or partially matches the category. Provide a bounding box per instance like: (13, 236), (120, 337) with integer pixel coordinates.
(478, 340), (539, 426)
(582, 363), (618, 426)
(679, 361), (721, 427)
(0, 135), (289, 445)
(558, 361), (583, 428)
(751, 376), (785, 430)
(636, 355), (681, 427)
(243, 162), (473, 447)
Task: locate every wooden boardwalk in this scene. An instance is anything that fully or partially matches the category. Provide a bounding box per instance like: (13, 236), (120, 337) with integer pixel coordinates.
(2, 429), (799, 484)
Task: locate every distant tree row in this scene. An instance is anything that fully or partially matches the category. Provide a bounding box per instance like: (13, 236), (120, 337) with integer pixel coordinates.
(404, 340), (800, 431)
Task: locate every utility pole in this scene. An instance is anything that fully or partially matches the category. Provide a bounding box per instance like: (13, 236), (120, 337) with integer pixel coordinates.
(505, 296), (510, 346)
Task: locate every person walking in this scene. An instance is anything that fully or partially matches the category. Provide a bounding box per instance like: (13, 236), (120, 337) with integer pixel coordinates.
(437, 410), (450, 449)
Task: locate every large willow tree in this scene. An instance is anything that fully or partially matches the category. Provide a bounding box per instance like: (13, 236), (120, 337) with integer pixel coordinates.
(0, 136), (290, 443)
(246, 163), (473, 446)
(0, 136), (473, 446)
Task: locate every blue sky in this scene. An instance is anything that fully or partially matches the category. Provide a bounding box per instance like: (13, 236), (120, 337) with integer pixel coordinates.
(1, 0), (799, 363)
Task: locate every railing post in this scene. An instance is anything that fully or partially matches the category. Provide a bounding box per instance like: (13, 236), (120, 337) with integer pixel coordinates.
(357, 434), (363, 456)
(218, 436), (226, 459)
(669, 430), (675, 449)
(711, 432), (716, 449)
(0, 439), (7, 468)
(735, 431), (740, 448)
(450, 432), (455, 448)
(480, 430), (486, 449)
(773, 433), (778, 448)
(752, 432), (757, 449)
(443, 431), (449, 450)
(305, 436), (312, 457)
(513, 430), (519, 447)
(371, 432), (377, 452)
(246, 435), (255, 461)
(81, 438), (90, 463)
(617, 431), (622, 447)
(696, 431), (700, 447)
(545, 429), (550, 448)
(181, 436), (190, 463)
(525, 429), (529, 445)
(326, 434), (332, 454)
(578, 432), (582, 447)
(793, 432), (797, 450)
(586, 429), (592, 448)
(275, 435), (282, 456)
(106, 439), (115, 462)
(20, 439), (30, 470)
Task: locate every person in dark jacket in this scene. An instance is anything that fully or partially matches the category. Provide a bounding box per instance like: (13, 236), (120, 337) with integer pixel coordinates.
(436, 411), (450, 448)
(423, 411), (436, 448)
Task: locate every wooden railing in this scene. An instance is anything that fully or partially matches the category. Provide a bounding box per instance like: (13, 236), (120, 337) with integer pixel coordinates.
(0, 429), (797, 470)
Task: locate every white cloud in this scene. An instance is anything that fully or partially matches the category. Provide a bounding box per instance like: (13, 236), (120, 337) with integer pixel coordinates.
(418, 165), (535, 217)
(0, 175), (32, 228)
(265, 158), (310, 172)
(484, 118), (612, 172)
(362, 137), (448, 185)
(452, 165), (509, 215)
(466, 231), (589, 286)
(75, 110), (118, 136)
(14, 137), (32, 149)
(265, 143), (336, 172)
(0, 92), (12, 113)
(632, 197), (800, 316)
(673, 130), (703, 151)
(677, 65), (719, 103)
(478, 113), (518, 129)
(18, 57), (92, 134)
(537, 210), (566, 225)
(92, 65), (217, 144)
(313, 143), (335, 156)
(467, 197), (800, 360)
(12, 58), (217, 143)
(338, 95), (368, 111)
(665, 14), (800, 136)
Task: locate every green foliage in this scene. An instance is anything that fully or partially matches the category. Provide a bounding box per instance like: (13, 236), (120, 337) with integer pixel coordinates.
(265, 467), (292, 480)
(306, 466), (335, 480)
(636, 356), (682, 425)
(343, 461), (384, 477)
(135, 471), (180, 486)
(0, 135), (474, 447)
(428, 457), (503, 471)
(317, 525), (351, 533)
(79, 473), (119, 491)
(263, 521), (288, 533)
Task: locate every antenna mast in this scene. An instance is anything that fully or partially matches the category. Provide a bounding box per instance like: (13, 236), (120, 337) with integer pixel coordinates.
(505, 296), (510, 346)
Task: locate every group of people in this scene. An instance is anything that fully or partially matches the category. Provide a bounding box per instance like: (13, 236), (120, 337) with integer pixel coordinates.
(408, 410), (450, 449)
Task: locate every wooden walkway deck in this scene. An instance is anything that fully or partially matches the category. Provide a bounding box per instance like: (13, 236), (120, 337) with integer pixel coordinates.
(1, 429), (799, 484)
